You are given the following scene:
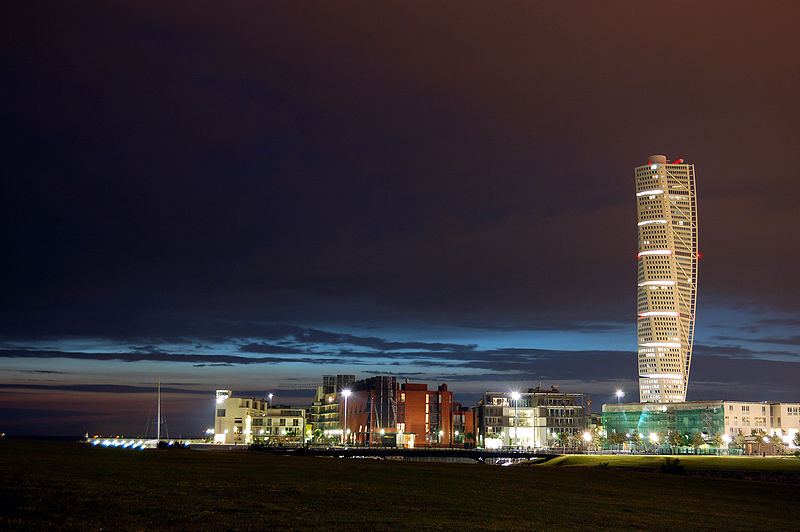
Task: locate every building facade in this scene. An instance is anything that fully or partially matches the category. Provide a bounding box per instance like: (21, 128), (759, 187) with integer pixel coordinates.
(213, 390), (307, 445)
(603, 400), (800, 444)
(635, 155), (698, 402)
(396, 382), (453, 447)
(475, 385), (586, 449)
(451, 403), (477, 447)
(343, 376), (399, 445)
(331, 377), (458, 447)
(309, 375), (354, 443)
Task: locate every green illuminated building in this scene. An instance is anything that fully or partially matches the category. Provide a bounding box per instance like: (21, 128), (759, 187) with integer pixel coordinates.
(603, 400), (724, 437)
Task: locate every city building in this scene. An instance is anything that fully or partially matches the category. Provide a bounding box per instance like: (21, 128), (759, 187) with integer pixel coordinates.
(396, 381), (453, 447)
(635, 155), (698, 403)
(342, 376), (399, 445)
(474, 385), (587, 449)
(213, 390), (307, 445)
(309, 375), (354, 443)
(309, 386), (340, 444)
(602, 400), (800, 444)
(451, 402), (477, 447)
(331, 376), (458, 447)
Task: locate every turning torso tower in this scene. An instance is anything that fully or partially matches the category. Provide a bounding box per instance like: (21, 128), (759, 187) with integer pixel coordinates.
(635, 155), (698, 403)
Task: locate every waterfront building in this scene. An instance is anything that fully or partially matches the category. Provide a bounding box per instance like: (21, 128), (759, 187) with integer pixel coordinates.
(635, 155), (698, 403)
(332, 376), (457, 447)
(451, 402), (477, 447)
(309, 375), (354, 443)
(213, 389), (307, 445)
(309, 386), (341, 444)
(602, 400), (800, 444)
(396, 381), (453, 448)
(343, 376), (399, 445)
(474, 385), (586, 449)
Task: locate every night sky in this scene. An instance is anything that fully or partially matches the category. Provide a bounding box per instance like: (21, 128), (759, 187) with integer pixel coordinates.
(2, 1), (798, 437)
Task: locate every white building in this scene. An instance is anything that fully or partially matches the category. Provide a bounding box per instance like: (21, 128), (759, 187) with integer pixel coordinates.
(213, 390), (307, 445)
(724, 401), (800, 441)
(475, 386), (586, 449)
(635, 155), (698, 403)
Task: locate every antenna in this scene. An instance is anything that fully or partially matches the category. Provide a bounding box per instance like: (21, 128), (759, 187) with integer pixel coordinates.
(157, 377), (161, 441)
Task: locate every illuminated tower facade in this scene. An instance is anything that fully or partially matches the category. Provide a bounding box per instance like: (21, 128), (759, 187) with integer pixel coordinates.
(635, 155), (698, 403)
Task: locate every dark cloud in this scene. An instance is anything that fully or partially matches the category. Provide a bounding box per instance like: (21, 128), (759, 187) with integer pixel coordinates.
(0, 383), (206, 395)
(693, 343), (800, 359)
(2, 1), (799, 435)
(238, 342), (305, 354)
(0, 348), (353, 366)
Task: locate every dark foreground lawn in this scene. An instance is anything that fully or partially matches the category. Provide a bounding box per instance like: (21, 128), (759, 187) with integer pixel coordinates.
(2, 440), (799, 530)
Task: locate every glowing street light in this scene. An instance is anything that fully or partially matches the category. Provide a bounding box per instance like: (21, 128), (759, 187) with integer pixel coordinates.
(649, 432), (659, 444)
(510, 391), (521, 448)
(268, 393), (274, 408)
(341, 389), (351, 445)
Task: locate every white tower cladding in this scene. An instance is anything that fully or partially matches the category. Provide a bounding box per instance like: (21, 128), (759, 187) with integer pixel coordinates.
(635, 155), (698, 403)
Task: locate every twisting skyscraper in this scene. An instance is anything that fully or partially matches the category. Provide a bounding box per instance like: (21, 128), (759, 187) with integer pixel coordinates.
(635, 155), (698, 403)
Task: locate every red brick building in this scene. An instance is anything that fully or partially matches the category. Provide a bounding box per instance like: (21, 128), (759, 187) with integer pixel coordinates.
(397, 382), (453, 447)
(339, 377), (458, 447)
(451, 403), (477, 448)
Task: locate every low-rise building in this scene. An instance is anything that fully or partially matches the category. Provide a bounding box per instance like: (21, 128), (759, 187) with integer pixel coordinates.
(397, 381), (453, 447)
(475, 385), (587, 449)
(451, 403), (477, 447)
(330, 376), (458, 447)
(309, 375), (354, 444)
(213, 389), (307, 445)
(602, 399), (800, 446)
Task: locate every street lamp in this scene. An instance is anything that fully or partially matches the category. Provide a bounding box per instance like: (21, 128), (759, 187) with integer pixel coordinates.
(268, 393), (273, 408)
(341, 389), (351, 446)
(510, 392), (520, 448)
(615, 389), (624, 403)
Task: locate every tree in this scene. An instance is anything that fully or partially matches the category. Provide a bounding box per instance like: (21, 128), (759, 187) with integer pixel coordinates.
(629, 431), (643, 447)
(794, 432), (800, 447)
(557, 431), (570, 449)
(591, 428), (607, 448)
(711, 433), (724, 448)
(691, 432), (705, 448)
(608, 432), (626, 446)
(464, 432), (475, 448)
(667, 431), (683, 447)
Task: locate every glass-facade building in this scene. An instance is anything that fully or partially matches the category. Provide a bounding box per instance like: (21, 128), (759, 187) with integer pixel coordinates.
(635, 155), (698, 402)
(603, 401), (723, 437)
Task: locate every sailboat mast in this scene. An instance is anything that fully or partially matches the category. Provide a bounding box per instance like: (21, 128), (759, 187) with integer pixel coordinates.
(157, 377), (161, 440)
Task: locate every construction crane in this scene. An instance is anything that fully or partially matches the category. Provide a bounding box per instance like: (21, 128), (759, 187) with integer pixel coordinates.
(278, 383), (319, 390)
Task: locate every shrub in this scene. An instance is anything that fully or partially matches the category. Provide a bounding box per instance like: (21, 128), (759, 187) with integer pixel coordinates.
(660, 457), (685, 475)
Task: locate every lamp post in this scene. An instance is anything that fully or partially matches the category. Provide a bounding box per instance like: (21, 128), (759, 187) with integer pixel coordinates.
(510, 392), (520, 448)
(582, 431), (592, 452)
(341, 389), (351, 446)
(268, 393), (273, 409)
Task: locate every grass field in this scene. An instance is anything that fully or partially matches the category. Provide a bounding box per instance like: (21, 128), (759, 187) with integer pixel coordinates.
(2, 440), (799, 530)
(543, 453), (800, 472)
